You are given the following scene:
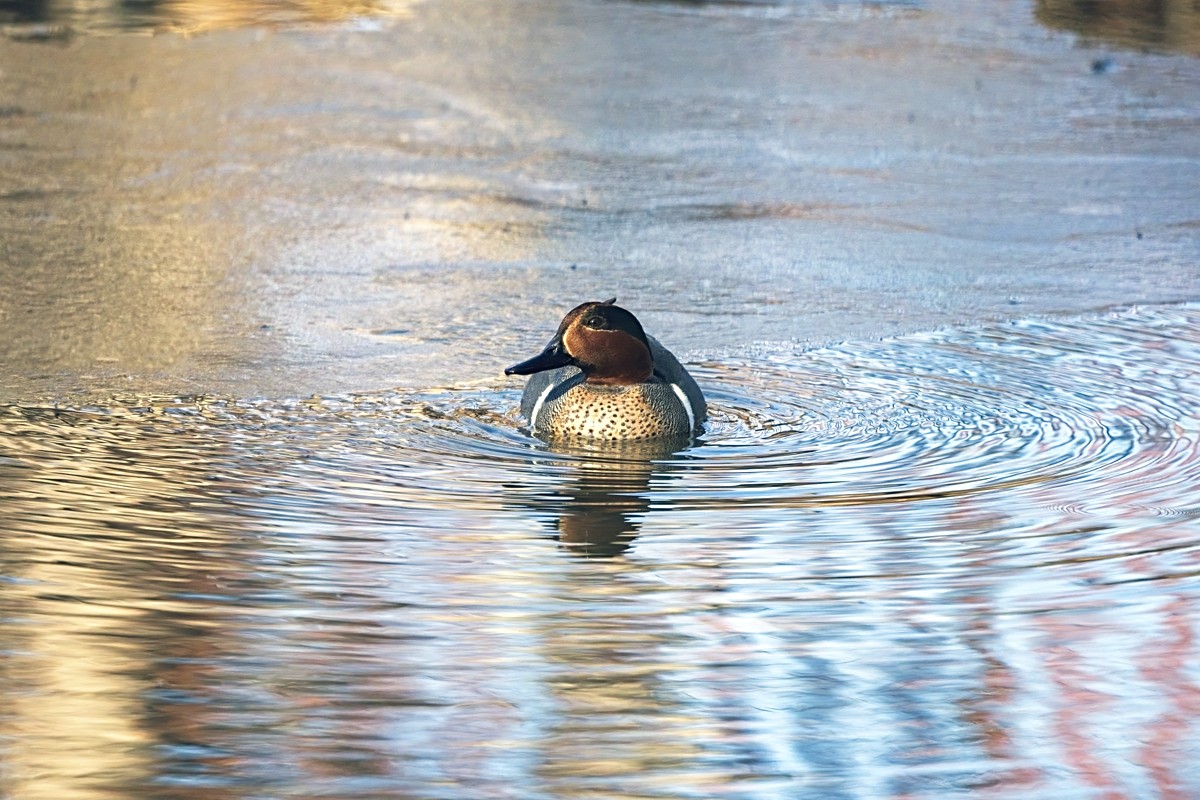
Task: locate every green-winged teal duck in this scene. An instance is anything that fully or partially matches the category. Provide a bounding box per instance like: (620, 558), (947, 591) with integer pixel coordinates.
(505, 299), (706, 441)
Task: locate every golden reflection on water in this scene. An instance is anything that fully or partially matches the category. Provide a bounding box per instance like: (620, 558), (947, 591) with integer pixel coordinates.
(0, 25), (551, 399)
(5, 594), (154, 800)
(0, 412), (246, 799)
(155, 0), (416, 33)
(0, 36), (262, 398)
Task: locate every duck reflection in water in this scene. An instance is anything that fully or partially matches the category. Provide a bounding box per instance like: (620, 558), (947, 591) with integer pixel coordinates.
(505, 300), (706, 556)
(527, 437), (693, 557)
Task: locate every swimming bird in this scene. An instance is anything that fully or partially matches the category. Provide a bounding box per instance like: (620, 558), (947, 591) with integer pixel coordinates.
(505, 299), (706, 441)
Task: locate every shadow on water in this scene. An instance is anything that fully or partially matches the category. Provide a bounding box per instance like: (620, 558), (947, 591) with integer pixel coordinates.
(1036, 0), (1200, 57)
(2, 304), (1200, 797)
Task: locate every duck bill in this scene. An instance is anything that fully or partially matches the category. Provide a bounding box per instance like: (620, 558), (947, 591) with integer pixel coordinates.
(505, 338), (574, 376)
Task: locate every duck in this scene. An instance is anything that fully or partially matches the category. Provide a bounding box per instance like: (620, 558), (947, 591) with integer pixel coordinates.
(505, 298), (706, 441)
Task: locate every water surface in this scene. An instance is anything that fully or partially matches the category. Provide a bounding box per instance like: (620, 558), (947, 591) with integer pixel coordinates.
(3, 304), (1199, 798)
(2, 1), (1199, 797)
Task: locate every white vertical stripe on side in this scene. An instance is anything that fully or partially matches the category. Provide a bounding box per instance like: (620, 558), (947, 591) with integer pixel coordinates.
(670, 383), (696, 432)
(529, 384), (556, 432)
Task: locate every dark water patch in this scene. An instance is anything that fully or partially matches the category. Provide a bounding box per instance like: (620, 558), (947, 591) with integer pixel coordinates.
(1036, 0), (1200, 57)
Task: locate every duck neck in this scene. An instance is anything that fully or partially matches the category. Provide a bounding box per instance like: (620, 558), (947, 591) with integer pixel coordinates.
(584, 348), (653, 386)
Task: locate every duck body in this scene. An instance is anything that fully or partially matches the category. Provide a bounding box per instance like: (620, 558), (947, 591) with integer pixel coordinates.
(506, 300), (706, 441)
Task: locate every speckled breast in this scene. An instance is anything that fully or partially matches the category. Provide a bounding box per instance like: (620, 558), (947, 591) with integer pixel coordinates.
(537, 383), (693, 441)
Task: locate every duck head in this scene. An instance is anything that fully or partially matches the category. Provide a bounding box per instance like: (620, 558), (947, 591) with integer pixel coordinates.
(505, 298), (653, 386)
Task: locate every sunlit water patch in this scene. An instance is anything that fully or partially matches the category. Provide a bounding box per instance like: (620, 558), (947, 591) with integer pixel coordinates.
(2, 304), (1199, 799)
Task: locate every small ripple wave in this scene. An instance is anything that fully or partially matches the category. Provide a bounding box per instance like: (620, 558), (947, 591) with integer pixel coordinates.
(4, 304), (1199, 541)
(688, 306), (1200, 516)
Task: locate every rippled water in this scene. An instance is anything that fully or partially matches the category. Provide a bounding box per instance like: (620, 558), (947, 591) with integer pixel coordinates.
(3, 304), (1199, 798)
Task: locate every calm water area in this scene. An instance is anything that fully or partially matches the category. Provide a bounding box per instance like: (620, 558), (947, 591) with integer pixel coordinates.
(2, 1), (1200, 798)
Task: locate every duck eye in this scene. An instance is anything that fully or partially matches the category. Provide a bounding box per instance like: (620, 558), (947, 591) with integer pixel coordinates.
(582, 314), (605, 329)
